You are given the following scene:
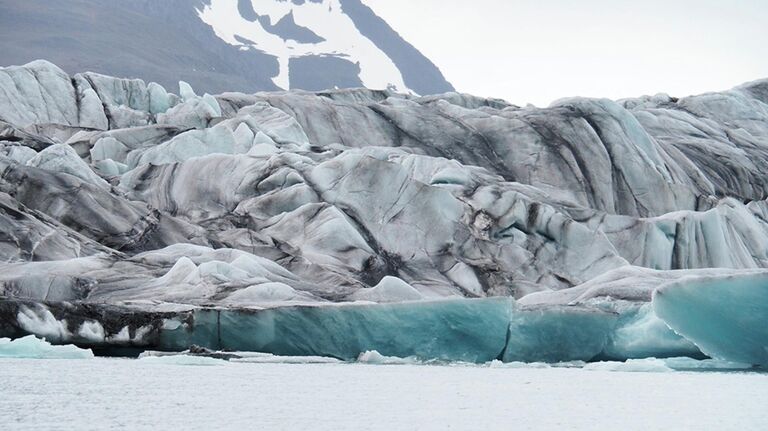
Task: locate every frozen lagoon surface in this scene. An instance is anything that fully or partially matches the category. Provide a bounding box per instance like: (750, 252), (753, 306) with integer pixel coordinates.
(1, 358), (767, 431)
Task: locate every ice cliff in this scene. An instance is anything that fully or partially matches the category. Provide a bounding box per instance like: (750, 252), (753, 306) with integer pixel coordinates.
(0, 60), (766, 364)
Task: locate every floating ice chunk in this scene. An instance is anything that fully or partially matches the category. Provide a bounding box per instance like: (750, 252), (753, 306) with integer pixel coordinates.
(653, 272), (768, 366)
(486, 360), (551, 369)
(0, 335), (94, 359)
(139, 354), (226, 366)
(357, 350), (420, 365)
(26, 144), (110, 189)
(502, 305), (617, 363)
(661, 357), (754, 371)
(347, 276), (423, 303)
(584, 358), (673, 373)
(231, 354), (342, 364)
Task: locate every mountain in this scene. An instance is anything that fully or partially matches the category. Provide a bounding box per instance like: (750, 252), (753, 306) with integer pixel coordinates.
(0, 0), (454, 95)
(0, 60), (767, 364)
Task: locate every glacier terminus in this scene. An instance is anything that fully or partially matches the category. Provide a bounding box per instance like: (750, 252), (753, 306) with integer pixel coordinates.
(0, 60), (767, 367)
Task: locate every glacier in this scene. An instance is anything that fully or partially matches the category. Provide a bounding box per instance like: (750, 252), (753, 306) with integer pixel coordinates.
(0, 60), (768, 365)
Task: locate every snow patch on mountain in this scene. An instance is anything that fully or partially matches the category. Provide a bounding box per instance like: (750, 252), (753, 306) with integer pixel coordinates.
(198, 0), (409, 92)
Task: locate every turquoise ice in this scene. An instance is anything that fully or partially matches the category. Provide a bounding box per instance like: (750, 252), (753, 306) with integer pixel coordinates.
(654, 273), (768, 366)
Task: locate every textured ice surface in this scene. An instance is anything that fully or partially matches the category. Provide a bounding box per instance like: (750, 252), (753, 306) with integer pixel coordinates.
(654, 273), (768, 366)
(26, 143), (110, 189)
(2, 62), (768, 364)
(0, 335), (93, 359)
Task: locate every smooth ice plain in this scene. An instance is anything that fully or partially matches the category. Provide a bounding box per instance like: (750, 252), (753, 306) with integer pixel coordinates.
(0, 358), (766, 431)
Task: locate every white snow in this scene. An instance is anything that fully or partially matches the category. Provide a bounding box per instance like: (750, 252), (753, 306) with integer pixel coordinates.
(346, 276), (424, 303)
(197, 0), (409, 92)
(16, 306), (71, 343)
(356, 350), (420, 364)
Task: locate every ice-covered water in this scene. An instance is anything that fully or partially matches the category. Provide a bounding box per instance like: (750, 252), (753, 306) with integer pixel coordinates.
(1, 358), (766, 430)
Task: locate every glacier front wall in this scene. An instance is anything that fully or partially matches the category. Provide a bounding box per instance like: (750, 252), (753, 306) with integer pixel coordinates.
(654, 273), (768, 366)
(0, 296), (717, 364)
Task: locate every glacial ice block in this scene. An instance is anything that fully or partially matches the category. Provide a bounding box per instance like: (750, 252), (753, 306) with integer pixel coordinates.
(160, 298), (513, 363)
(502, 305), (617, 363)
(601, 303), (702, 360)
(0, 335), (94, 359)
(653, 273), (768, 366)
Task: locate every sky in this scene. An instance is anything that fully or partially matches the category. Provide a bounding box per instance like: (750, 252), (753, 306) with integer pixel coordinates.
(362, 0), (768, 106)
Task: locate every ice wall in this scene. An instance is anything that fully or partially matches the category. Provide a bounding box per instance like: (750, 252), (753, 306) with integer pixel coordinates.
(654, 273), (768, 366)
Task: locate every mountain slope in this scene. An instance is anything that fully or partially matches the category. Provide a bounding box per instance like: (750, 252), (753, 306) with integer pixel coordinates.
(0, 0), (454, 95)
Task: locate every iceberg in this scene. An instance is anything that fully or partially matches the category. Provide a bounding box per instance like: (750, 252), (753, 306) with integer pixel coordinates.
(232, 354), (342, 364)
(138, 354), (227, 366)
(357, 350), (421, 365)
(0, 335), (94, 359)
(584, 358), (674, 373)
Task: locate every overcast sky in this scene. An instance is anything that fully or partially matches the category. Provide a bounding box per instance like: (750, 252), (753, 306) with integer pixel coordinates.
(363, 0), (768, 106)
